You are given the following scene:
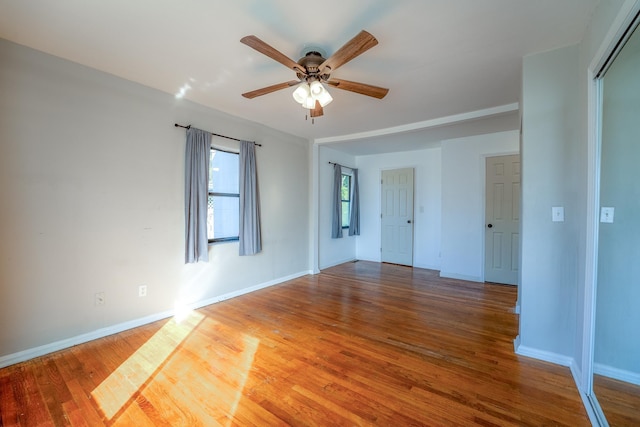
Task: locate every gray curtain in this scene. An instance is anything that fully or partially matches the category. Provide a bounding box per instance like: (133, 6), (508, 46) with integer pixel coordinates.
(239, 140), (262, 255)
(331, 163), (343, 238)
(184, 128), (211, 263)
(349, 168), (360, 236)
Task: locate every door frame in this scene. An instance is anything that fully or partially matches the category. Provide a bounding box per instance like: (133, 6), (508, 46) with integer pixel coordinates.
(582, 2), (640, 425)
(380, 167), (415, 266)
(480, 151), (519, 284)
(483, 154), (521, 286)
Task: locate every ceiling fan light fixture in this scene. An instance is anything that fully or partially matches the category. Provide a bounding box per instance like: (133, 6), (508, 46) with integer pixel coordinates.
(316, 87), (333, 107)
(309, 80), (324, 96)
(240, 31), (388, 118)
(302, 96), (316, 109)
(292, 83), (310, 104)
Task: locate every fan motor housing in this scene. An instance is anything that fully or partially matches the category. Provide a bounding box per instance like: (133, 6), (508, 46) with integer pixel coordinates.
(297, 51), (330, 81)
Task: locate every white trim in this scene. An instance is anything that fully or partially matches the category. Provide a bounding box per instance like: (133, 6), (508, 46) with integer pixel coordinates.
(310, 141), (320, 274)
(314, 103), (519, 144)
(0, 310), (175, 370)
(379, 167), (416, 267)
(515, 345), (573, 367)
(319, 258), (358, 270)
(594, 363), (640, 386)
(439, 271), (483, 283)
(0, 270), (312, 369)
(188, 270), (313, 308)
(412, 262), (441, 271)
(480, 151), (520, 285)
(582, 68), (602, 396)
(571, 361), (604, 427)
(590, 0), (640, 73)
(582, 0), (640, 406)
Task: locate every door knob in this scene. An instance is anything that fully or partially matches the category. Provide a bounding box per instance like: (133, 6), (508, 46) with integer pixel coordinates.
(487, 224), (493, 228)
(407, 220), (412, 224)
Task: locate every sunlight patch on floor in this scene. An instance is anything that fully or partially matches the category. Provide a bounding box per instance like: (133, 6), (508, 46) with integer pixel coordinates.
(91, 311), (205, 420)
(226, 332), (259, 425)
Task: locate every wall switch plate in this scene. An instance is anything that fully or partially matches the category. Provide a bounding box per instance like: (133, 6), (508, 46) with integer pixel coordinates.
(600, 207), (615, 223)
(138, 285), (147, 297)
(552, 206), (564, 222)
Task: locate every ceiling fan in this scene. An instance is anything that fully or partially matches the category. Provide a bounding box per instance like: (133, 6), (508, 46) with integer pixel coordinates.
(240, 30), (389, 120)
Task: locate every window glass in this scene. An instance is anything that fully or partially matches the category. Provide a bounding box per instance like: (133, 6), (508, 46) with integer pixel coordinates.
(341, 174), (351, 228)
(207, 196), (239, 241)
(209, 150), (239, 194)
(208, 149), (240, 242)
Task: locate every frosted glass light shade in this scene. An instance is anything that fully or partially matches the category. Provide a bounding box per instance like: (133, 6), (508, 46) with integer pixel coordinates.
(292, 84), (310, 104)
(292, 81), (333, 110)
(316, 89), (333, 107)
(309, 80), (324, 96)
(302, 96), (316, 109)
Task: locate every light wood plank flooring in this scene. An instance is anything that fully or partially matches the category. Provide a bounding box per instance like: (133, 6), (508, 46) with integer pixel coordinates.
(0, 261), (593, 426)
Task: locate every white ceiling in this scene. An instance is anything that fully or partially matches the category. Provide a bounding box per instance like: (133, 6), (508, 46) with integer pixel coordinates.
(0, 1), (598, 154)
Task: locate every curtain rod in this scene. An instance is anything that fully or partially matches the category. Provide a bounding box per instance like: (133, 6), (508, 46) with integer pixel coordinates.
(174, 123), (262, 146)
(328, 161), (356, 170)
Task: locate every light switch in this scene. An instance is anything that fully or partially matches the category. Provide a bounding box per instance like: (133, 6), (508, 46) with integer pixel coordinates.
(600, 207), (615, 223)
(552, 206), (564, 222)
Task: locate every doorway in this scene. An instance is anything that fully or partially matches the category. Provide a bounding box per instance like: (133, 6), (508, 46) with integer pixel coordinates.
(381, 168), (414, 266)
(484, 154), (520, 285)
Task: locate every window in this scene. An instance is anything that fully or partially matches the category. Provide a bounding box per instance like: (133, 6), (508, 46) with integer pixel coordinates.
(207, 148), (239, 243)
(341, 173), (351, 228)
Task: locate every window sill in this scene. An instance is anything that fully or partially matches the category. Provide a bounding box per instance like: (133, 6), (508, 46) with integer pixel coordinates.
(208, 237), (239, 245)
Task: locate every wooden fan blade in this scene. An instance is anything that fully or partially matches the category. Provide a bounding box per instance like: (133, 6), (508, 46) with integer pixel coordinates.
(242, 80), (300, 99)
(241, 35), (306, 74)
(318, 30), (378, 74)
(327, 78), (389, 99)
(310, 100), (324, 117)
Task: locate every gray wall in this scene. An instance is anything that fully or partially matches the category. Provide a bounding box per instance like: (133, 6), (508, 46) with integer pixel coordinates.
(595, 23), (640, 376)
(520, 45), (580, 358)
(355, 147), (442, 270)
(318, 146), (357, 269)
(440, 131), (519, 282)
(574, 0), (630, 382)
(518, 0), (634, 382)
(0, 38), (310, 360)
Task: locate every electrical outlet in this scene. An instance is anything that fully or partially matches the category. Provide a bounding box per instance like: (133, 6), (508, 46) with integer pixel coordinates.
(95, 292), (105, 306)
(138, 285), (147, 297)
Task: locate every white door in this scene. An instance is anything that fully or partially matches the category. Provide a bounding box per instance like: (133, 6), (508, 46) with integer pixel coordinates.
(381, 168), (414, 266)
(485, 155), (520, 285)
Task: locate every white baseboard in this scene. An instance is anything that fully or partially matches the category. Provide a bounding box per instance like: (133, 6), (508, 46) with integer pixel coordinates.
(570, 361), (603, 426)
(570, 361), (584, 391)
(0, 270), (312, 369)
(319, 258), (357, 270)
(514, 301), (521, 314)
(412, 262), (441, 271)
(516, 345), (601, 424)
(515, 344), (573, 367)
(439, 271), (483, 283)
(594, 362), (640, 386)
(0, 310), (175, 369)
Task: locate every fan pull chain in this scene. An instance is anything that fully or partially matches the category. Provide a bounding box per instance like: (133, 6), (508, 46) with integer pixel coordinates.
(304, 113), (315, 124)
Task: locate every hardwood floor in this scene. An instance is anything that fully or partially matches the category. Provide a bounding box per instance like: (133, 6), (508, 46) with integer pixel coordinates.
(594, 375), (640, 426)
(0, 261), (592, 426)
